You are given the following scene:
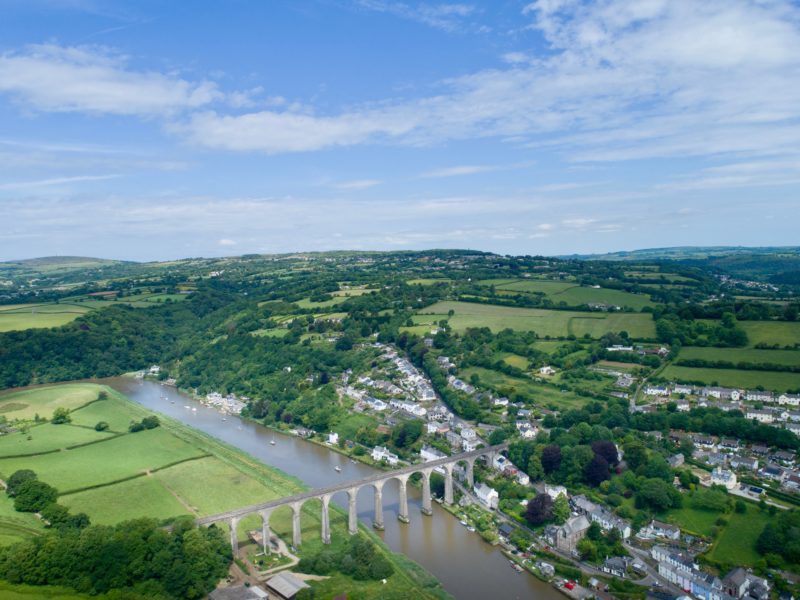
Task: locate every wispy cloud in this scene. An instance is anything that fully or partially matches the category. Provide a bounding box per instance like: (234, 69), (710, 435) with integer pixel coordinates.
(174, 0), (800, 162)
(422, 164), (498, 178)
(331, 179), (382, 190)
(354, 1), (477, 32)
(0, 174), (120, 191)
(0, 44), (220, 116)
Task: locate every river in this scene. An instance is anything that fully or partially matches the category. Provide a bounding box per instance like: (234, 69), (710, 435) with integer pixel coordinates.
(108, 377), (561, 600)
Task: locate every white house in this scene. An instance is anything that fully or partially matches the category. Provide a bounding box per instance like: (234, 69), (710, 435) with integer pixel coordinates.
(746, 408), (774, 423)
(545, 484), (568, 500)
(539, 366), (556, 376)
(421, 445), (447, 463)
(493, 397), (509, 407)
(711, 468), (737, 490)
(639, 520), (681, 541)
(645, 385), (669, 396)
(328, 432), (339, 445)
(149, 365), (161, 375)
(778, 394), (800, 407)
(460, 427), (477, 441)
(371, 446), (399, 465)
(462, 438), (479, 452)
(474, 483), (499, 509)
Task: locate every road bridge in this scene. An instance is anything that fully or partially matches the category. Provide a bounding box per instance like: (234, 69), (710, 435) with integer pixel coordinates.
(196, 442), (509, 554)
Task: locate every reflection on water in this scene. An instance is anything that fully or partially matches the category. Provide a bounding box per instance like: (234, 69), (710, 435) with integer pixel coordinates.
(107, 377), (560, 600)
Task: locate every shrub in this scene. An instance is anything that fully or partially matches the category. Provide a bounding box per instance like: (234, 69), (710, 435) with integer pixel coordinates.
(95, 421), (110, 431)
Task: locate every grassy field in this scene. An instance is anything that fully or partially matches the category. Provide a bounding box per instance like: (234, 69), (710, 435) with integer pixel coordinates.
(251, 328), (290, 338)
(663, 505), (720, 536)
(678, 346), (800, 366)
(60, 474), (190, 525)
(407, 278), (451, 285)
(0, 424), (116, 457)
(485, 279), (654, 310)
(0, 427), (206, 493)
(419, 301), (656, 339)
(295, 296), (349, 309)
(660, 365), (800, 392)
(67, 393), (150, 431)
(0, 384), (101, 420)
(0, 303), (92, 332)
(740, 321), (800, 348)
(493, 352), (530, 370)
(461, 366), (589, 409)
(0, 581), (103, 600)
(0, 493), (43, 547)
(707, 504), (770, 567)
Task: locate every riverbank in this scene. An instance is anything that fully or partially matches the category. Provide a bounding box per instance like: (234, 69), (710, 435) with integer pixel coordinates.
(0, 381), (452, 600)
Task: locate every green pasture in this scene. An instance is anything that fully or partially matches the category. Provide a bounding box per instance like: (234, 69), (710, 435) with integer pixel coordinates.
(484, 279), (654, 310)
(0, 424), (115, 457)
(660, 365), (800, 392)
(740, 321), (800, 348)
(0, 493), (43, 547)
(0, 427), (206, 493)
(0, 303), (91, 332)
(0, 581), (102, 600)
(251, 328), (290, 338)
(67, 393), (148, 432)
(461, 367), (588, 409)
(678, 346), (800, 366)
(295, 296), (349, 309)
(708, 505), (770, 567)
(493, 352), (530, 370)
(663, 505), (720, 537)
(60, 474), (190, 525)
(418, 301), (655, 339)
(407, 278), (451, 285)
(0, 384), (102, 421)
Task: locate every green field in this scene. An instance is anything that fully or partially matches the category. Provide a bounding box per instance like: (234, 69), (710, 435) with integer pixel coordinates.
(493, 352), (530, 370)
(678, 346), (800, 366)
(295, 296), (349, 309)
(419, 301), (656, 339)
(67, 394), (148, 431)
(0, 581), (102, 600)
(0, 493), (43, 547)
(708, 505), (770, 567)
(251, 327), (290, 338)
(740, 321), (800, 348)
(0, 424), (116, 457)
(0, 302), (92, 332)
(485, 279), (654, 310)
(0, 384), (101, 420)
(663, 505), (720, 536)
(660, 365), (800, 392)
(60, 474), (190, 525)
(407, 278), (451, 285)
(0, 427), (206, 493)
(461, 366), (589, 409)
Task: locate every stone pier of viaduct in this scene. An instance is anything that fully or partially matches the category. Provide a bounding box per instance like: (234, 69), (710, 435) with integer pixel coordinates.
(195, 442), (509, 554)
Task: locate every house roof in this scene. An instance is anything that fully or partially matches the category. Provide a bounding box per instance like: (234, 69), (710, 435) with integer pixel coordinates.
(562, 515), (591, 536)
(209, 585), (269, 600)
(266, 573), (310, 599)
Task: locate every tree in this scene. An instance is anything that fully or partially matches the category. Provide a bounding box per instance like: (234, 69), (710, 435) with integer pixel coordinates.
(552, 495), (570, 525)
(6, 469), (37, 497)
(636, 478), (681, 512)
(623, 441), (648, 470)
(591, 440), (619, 466)
(94, 421), (109, 431)
(489, 429), (508, 445)
(525, 494), (554, 526)
(541, 445), (562, 474)
(14, 479), (58, 512)
(585, 455), (611, 487)
(735, 499), (747, 514)
(51, 407), (71, 424)
(577, 538), (598, 561)
(141, 415), (160, 429)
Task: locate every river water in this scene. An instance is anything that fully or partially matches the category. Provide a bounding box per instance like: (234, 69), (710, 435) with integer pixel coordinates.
(107, 377), (560, 600)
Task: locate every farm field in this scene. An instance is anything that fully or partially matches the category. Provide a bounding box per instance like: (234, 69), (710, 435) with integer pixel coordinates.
(60, 474), (189, 525)
(484, 279), (654, 310)
(660, 365), (800, 392)
(739, 321), (800, 348)
(418, 301), (656, 339)
(0, 384), (101, 420)
(0, 493), (43, 547)
(0, 424), (115, 457)
(663, 505), (720, 537)
(295, 296), (349, 309)
(0, 302), (91, 332)
(461, 366), (589, 409)
(67, 393), (149, 431)
(0, 427), (206, 493)
(708, 504), (770, 567)
(493, 352), (530, 370)
(678, 346), (800, 366)
(251, 328), (290, 338)
(407, 278), (451, 285)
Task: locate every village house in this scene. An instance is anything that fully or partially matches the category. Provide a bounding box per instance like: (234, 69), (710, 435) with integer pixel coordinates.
(745, 390), (774, 403)
(718, 438), (740, 452)
(772, 450), (796, 466)
(327, 432), (339, 445)
(702, 387), (741, 401)
(426, 421), (450, 435)
(639, 519), (680, 541)
(746, 408), (774, 423)
(474, 482), (499, 509)
(546, 515), (590, 552)
(667, 453), (685, 468)
(602, 556), (628, 578)
(545, 484), (568, 500)
(673, 384), (694, 395)
(675, 399), (691, 412)
(462, 438), (480, 452)
(645, 385), (669, 396)
(371, 446), (399, 465)
(539, 365), (556, 376)
(445, 431), (462, 448)
(710, 468), (737, 490)
(730, 456), (759, 471)
(778, 393), (800, 407)
(420, 445), (447, 463)
(760, 464), (786, 482)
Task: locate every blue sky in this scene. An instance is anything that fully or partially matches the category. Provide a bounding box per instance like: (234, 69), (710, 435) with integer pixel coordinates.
(1, 0), (799, 261)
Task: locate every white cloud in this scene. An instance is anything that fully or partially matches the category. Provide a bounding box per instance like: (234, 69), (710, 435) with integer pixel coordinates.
(331, 179), (382, 190)
(218, 238), (237, 246)
(0, 44), (220, 116)
(422, 164), (496, 178)
(176, 0), (800, 162)
(355, 1), (476, 32)
(0, 174), (120, 191)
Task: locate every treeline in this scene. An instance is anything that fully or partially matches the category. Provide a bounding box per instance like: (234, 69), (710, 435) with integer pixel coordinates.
(548, 400), (800, 450)
(0, 517), (229, 598)
(675, 358), (800, 374)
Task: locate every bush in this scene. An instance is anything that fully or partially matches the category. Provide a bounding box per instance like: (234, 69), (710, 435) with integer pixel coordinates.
(14, 479), (58, 512)
(51, 407), (71, 424)
(6, 469), (37, 497)
(95, 421), (110, 431)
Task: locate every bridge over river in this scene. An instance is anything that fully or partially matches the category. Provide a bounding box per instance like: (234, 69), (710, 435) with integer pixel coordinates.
(196, 442), (509, 554)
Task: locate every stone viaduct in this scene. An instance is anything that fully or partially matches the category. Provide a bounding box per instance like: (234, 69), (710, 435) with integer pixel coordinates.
(196, 442), (509, 555)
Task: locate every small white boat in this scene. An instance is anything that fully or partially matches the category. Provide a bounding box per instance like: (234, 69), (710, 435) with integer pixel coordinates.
(467, 526), (476, 532)
(170, 400), (175, 404)
(270, 439), (276, 446)
(459, 520), (468, 526)
(222, 418), (227, 421)
(335, 466), (342, 472)
(184, 405), (190, 409)
(191, 407), (197, 412)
